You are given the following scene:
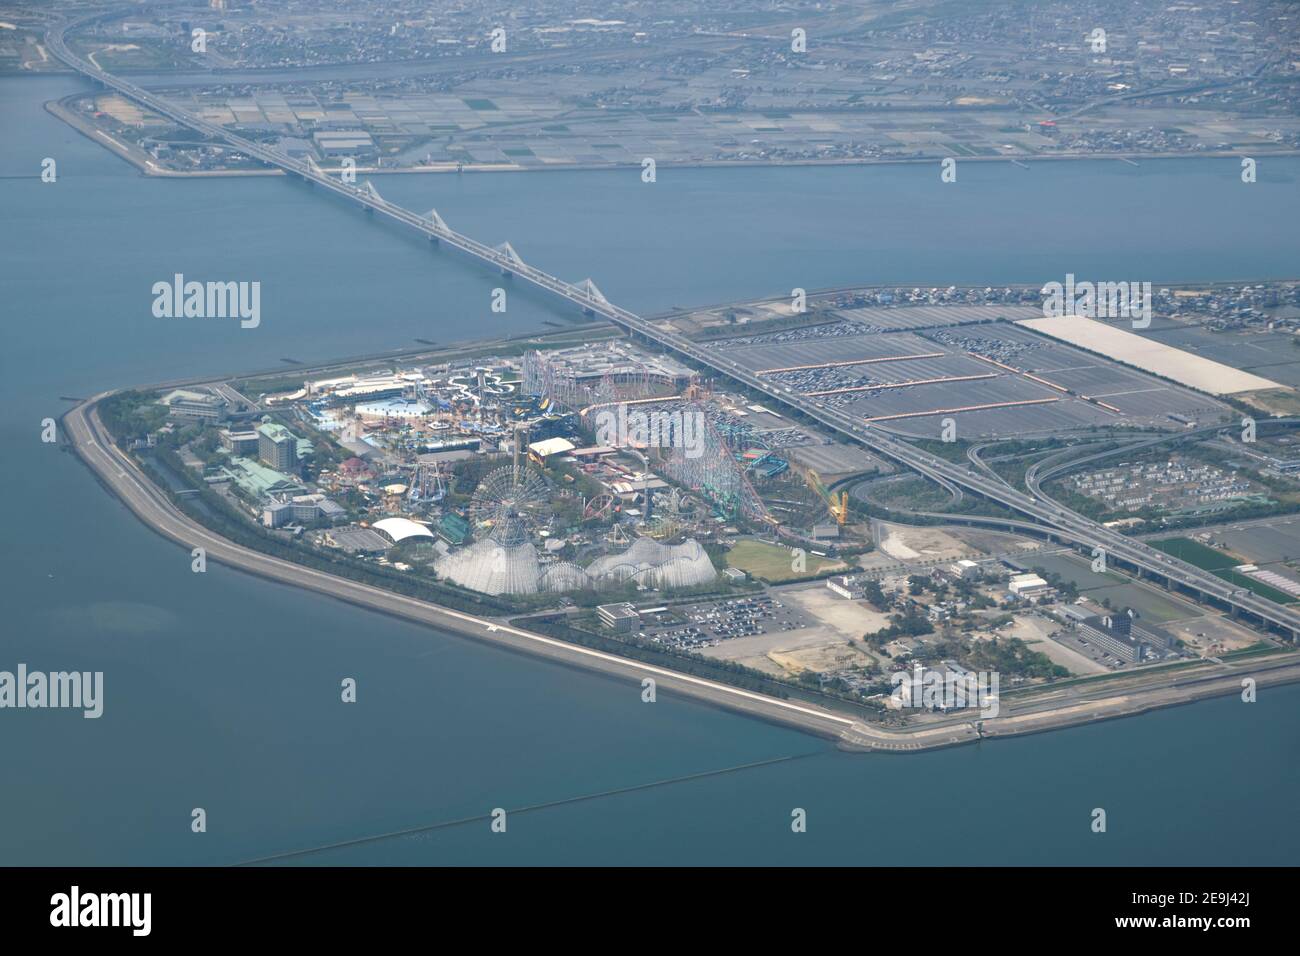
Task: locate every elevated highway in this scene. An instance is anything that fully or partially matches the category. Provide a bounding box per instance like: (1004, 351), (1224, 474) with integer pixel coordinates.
(47, 17), (1300, 638)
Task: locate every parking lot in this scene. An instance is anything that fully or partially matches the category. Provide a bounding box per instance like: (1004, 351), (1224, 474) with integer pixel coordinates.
(640, 595), (813, 652)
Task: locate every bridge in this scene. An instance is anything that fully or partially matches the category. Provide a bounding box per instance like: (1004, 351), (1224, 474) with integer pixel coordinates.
(47, 16), (1300, 638)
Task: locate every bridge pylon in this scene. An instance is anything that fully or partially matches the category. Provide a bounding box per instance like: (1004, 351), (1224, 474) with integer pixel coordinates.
(423, 208), (450, 242)
(574, 278), (608, 307)
(494, 241), (525, 276)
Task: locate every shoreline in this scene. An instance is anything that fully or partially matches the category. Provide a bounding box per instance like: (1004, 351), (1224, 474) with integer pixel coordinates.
(63, 387), (1300, 752)
(46, 95), (1300, 181)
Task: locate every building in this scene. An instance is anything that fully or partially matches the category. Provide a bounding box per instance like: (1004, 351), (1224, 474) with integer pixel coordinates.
(262, 494), (346, 528)
(312, 130), (375, 157)
(220, 428), (260, 456)
(258, 422), (298, 472)
(949, 559), (980, 581)
(826, 575), (859, 599)
(372, 517), (436, 546)
(528, 437), (576, 463)
(219, 457), (305, 499)
(158, 388), (228, 423)
(438, 512), (470, 546)
(1077, 613), (1145, 664)
(597, 603), (640, 633)
(262, 502), (294, 528)
(722, 567), (747, 584)
(1008, 573), (1052, 600)
(324, 526), (391, 555)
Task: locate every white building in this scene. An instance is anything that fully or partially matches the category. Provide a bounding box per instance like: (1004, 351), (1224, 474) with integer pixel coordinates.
(1008, 573), (1052, 600)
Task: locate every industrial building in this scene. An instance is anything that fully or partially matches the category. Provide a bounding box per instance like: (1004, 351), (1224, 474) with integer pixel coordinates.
(312, 130), (375, 157)
(1008, 573), (1053, 600)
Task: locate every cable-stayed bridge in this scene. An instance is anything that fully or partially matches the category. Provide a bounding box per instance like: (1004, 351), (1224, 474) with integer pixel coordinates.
(46, 15), (1300, 638)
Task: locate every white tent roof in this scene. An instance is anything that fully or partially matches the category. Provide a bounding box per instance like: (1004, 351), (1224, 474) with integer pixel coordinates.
(372, 517), (435, 543)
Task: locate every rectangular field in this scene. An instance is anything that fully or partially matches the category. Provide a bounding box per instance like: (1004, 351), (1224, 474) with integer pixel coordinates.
(1018, 316), (1283, 395)
(726, 539), (845, 583)
(1151, 537), (1298, 604)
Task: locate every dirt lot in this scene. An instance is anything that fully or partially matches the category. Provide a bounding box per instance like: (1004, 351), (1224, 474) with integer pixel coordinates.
(769, 642), (875, 674)
(698, 582), (893, 676)
(782, 585), (893, 637)
(1162, 614), (1268, 656)
(875, 521), (981, 563)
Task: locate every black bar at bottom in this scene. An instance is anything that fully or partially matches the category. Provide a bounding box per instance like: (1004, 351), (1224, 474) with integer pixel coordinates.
(0, 866), (1274, 941)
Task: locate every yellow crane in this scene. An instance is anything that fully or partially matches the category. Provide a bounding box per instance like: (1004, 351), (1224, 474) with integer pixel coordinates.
(800, 467), (849, 525)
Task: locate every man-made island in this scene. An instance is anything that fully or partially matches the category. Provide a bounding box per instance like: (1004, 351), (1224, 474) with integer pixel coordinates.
(66, 280), (1300, 751)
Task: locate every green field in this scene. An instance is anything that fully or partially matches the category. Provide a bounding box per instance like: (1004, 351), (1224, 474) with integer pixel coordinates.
(1151, 537), (1240, 570)
(1152, 537), (1297, 605)
(726, 539), (845, 583)
(1028, 551), (1202, 622)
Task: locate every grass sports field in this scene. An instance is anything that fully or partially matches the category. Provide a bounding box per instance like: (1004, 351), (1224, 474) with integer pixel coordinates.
(726, 539), (846, 583)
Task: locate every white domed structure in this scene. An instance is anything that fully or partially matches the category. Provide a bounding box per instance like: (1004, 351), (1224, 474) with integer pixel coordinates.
(434, 539), (541, 595)
(539, 561), (592, 593)
(586, 538), (716, 590)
